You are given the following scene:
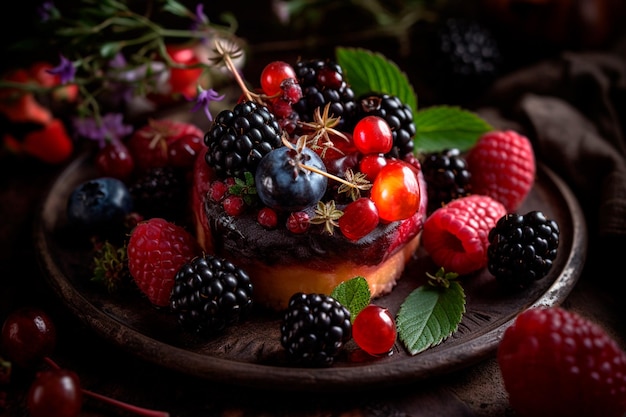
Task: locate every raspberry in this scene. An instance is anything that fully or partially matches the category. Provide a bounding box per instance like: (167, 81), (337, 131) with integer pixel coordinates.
(421, 148), (472, 213)
(204, 101), (283, 178)
(292, 58), (356, 130)
(466, 130), (536, 212)
(498, 307), (626, 417)
(127, 218), (201, 307)
(353, 93), (416, 159)
(421, 194), (507, 275)
(170, 254), (253, 336)
(488, 211), (560, 290)
(280, 292), (352, 367)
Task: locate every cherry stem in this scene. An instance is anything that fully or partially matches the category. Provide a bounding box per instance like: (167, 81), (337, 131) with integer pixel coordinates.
(44, 357), (170, 417)
(299, 162), (364, 190)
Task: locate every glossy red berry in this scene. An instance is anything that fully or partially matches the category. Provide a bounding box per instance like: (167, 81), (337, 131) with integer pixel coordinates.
(1, 307), (56, 368)
(260, 61), (297, 97)
(352, 305), (397, 356)
(352, 116), (393, 155)
(222, 195), (245, 216)
(95, 141), (135, 181)
(208, 180), (228, 202)
(27, 369), (82, 417)
(339, 198), (379, 241)
(370, 160), (421, 222)
(286, 211), (310, 234)
(358, 153), (387, 180)
(257, 207), (278, 229)
(168, 133), (204, 168)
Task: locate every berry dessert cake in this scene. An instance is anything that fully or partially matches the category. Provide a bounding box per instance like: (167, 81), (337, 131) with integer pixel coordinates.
(191, 59), (428, 310)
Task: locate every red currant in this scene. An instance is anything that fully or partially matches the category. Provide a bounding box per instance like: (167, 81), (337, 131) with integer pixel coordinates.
(352, 305), (397, 356)
(370, 160), (421, 222)
(1, 307), (56, 368)
(286, 211), (310, 234)
(280, 78), (302, 103)
(338, 198), (379, 241)
(257, 207), (278, 229)
(359, 153), (387, 180)
(95, 141), (134, 181)
(208, 180), (228, 202)
(27, 369), (82, 417)
(352, 116), (393, 155)
(260, 61), (297, 97)
(222, 195), (245, 216)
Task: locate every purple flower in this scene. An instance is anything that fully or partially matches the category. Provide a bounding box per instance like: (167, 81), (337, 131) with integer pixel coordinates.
(47, 55), (76, 84)
(191, 87), (225, 122)
(191, 3), (209, 31)
(38, 1), (55, 22)
(72, 113), (133, 148)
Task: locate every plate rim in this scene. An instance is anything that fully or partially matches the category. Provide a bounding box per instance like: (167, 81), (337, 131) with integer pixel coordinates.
(33, 155), (588, 392)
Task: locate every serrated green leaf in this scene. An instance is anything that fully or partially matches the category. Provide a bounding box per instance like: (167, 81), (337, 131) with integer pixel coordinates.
(336, 47), (418, 114)
(413, 105), (493, 153)
(396, 281), (466, 355)
(331, 276), (371, 322)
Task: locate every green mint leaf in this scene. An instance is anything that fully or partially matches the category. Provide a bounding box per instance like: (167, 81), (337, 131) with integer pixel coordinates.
(414, 105), (493, 153)
(331, 276), (371, 322)
(396, 281), (466, 355)
(335, 47), (418, 115)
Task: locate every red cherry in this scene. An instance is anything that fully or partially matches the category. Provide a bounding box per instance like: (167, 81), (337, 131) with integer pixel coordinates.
(168, 133), (204, 168)
(352, 116), (393, 155)
(260, 61), (297, 96)
(95, 141), (135, 180)
(1, 307), (56, 368)
(352, 305), (397, 356)
(338, 198), (379, 241)
(359, 153), (388, 180)
(257, 207), (278, 229)
(370, 160), (421, 222)
(27, 369), (82, 417)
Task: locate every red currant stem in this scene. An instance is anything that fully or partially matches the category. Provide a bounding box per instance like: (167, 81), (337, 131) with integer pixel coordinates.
(43, 357), (170, 417)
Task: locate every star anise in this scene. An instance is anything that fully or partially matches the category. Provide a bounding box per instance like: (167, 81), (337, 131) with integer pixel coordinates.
(338, 169), (372, 201)
(310, 200), (344, 235)
(298, 103), (349, 158)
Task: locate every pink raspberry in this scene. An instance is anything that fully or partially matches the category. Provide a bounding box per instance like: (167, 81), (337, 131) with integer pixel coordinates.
(421, 194), (507, 275)
(466, 130), (536, 212)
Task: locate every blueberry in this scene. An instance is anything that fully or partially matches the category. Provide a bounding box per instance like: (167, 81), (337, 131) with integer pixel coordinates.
(255, 146), (327, 211)
(66, 177), (133, 231)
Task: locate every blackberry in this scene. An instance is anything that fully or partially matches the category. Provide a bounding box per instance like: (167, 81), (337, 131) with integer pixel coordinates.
(354, 93), (416, 159)
(170, 254), (253, 336)
(292, 58), (357, 130)
(280, 292), (352, 367)
(204, 101), (283, 179)
(421, 148), (472, 213)
(129, 166), (186, 221)
(432, 18), (501, 97)
(487, 211), (560, 290)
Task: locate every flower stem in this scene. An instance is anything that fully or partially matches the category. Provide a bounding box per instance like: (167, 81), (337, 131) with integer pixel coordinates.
(43, 357), (170, 417)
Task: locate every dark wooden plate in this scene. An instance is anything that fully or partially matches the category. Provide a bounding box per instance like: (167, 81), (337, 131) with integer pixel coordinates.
(34, 153), (587, 392)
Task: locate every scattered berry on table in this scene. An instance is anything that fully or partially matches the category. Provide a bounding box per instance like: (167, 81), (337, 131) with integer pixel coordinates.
(466, 129), (536, 212)
(66, 177), (133, 233)
(129, 166), (187, 221)
(352, 304), (397, 356)
(0, 307), (56, 369)
(27, 368), (82, 417)
(488, 211), (560, 290)
(127, 118), (204, 171)
(127, 218), (201, 307)
(170, 254), (254, 336)
(353, 93), (416, 159)
(280, 292), (352, 367)
(422, 194), (507, 275)
(421, 148), (472, 214)
(204, 100), (283, 178)
(498, 307), (626, 417)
